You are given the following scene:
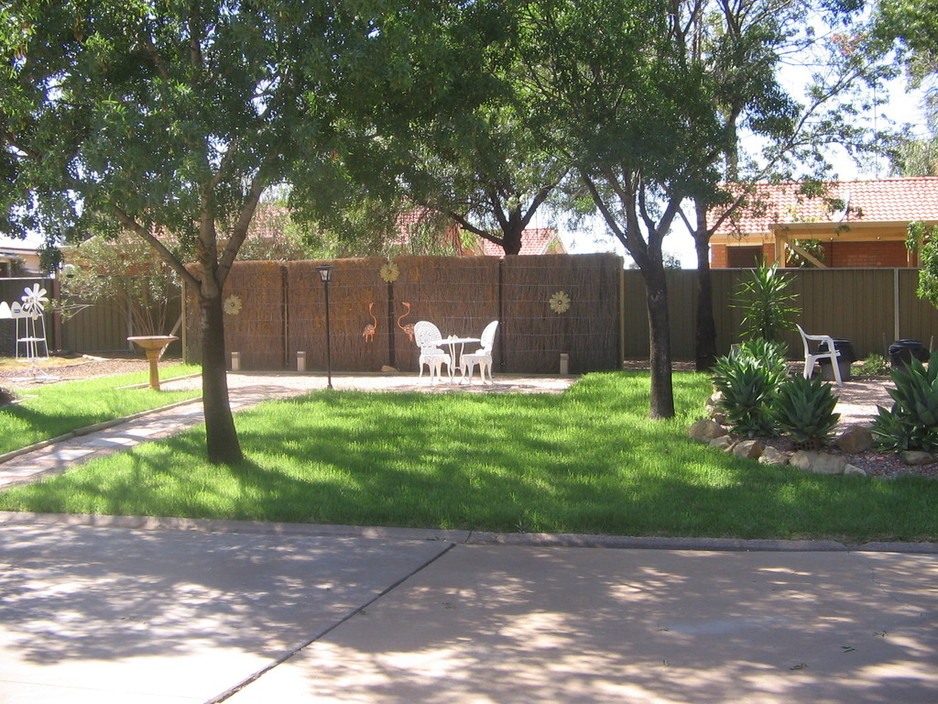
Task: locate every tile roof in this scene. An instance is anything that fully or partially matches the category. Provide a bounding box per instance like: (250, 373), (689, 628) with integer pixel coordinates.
(713, 177), (938, 235)
(479, 228), (565, 256)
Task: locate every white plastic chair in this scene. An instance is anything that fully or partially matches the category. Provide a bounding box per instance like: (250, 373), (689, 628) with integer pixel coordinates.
(796, 323), (842, 385)
(460, 320), (499, 384)
(414, 321), (452, 382)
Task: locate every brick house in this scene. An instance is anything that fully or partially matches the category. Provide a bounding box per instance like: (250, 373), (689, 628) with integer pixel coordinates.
(709, 177), (938, 268)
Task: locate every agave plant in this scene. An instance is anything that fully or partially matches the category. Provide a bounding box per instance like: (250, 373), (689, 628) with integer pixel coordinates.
(712, 353), (779, 437)
(771, 375), (840, 449)
(871, 352), (938, 452)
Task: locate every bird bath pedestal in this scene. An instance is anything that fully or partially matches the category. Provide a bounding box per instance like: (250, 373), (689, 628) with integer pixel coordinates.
(128, 335), (178, 390)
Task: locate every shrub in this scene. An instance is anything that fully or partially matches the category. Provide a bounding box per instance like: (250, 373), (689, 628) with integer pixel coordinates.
(856, 354), (888, 377)
(871, 352), (938, 452)
(771, 375), (840, 449)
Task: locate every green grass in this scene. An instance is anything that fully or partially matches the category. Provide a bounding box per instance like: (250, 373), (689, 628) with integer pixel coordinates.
(0, 371), (936, 543)
(0, 365), (201, 455)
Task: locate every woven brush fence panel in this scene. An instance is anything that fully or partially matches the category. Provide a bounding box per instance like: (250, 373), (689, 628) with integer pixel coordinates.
(286, 259), (390, 373)
(391, 256), (500, 372)
(203, 254), (621, 373)
(220, 261), (285, 369)
(501, 253), (621, 374)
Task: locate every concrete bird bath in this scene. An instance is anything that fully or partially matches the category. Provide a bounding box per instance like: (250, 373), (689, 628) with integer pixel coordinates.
(128, 335), (178, 390)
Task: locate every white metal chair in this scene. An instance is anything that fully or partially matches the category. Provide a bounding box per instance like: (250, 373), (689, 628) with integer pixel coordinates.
(796, 323), (842, 385)
(414, 320), (452, 382)
(460, 320), (499, 384)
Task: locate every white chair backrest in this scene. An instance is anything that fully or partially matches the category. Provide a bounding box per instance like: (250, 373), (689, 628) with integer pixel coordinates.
(479, 320), (499, 351)
(414, 321), (443, 349)
(795, 324), (812, 357)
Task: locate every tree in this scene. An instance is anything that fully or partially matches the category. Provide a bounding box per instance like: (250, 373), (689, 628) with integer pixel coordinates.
(1, 0), (472, 463)
(679, 0), (893, 370)
(518, 0), (728, 418)
(409, 101), (569, 255)
(878, 0), (938, 176)
(61, 232), (180, 338)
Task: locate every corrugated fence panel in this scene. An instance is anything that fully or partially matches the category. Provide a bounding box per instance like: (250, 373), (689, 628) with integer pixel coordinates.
(60, 299), (130, 352)
(899, 268), (938, 352)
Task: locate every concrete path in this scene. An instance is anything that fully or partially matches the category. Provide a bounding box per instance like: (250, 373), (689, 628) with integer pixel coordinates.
(1, 372), (937, 702)
(0, 515), (936, 703)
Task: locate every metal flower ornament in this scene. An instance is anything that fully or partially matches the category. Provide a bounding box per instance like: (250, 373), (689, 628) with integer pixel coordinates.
(549, 290), (571, 314)
(379, 260), (400, 283)
(21, 284), (48, 317)
(223, 294), (243, 316)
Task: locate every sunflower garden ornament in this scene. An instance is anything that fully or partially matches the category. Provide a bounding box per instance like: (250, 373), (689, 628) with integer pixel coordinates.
(379, 260), (400, 283)
(549, 290), (571, 314)
(223, 294), (243, 316)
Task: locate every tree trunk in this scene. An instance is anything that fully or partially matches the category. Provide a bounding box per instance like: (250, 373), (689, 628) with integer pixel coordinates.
(643, 264), (675, 419)
(694, 227), (718, 372)
(199, 292), (243, 465)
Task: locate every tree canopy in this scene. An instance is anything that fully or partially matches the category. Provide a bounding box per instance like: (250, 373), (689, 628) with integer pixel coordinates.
(1, 0), (488, 462)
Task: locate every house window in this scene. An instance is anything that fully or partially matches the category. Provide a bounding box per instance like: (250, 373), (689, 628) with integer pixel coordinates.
(727, 246), (763, 268)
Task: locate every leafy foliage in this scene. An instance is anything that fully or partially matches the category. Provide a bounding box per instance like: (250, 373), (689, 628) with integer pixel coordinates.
(771, 375), (840, 447)
(871, 353), (938, 452)
(856, 354), (889, 377)
(733, 263), (800, 344)
(60, 232), (179, 336)
(907, 221), (938, 308)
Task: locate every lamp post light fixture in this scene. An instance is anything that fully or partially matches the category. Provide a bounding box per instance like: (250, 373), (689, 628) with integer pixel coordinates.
(316, 264), (333, 389)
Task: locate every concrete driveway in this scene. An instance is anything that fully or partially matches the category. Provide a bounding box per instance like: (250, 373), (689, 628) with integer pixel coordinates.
(1, 514), (936, 704)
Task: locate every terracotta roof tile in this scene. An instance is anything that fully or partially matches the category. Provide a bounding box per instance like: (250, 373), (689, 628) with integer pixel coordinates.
(480, 228), (564, 256)
(713, 177), (938, 235)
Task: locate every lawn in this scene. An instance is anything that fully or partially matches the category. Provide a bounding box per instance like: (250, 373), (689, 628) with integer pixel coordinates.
(0, 364), (201, 455)
(0, 371), (936, 543)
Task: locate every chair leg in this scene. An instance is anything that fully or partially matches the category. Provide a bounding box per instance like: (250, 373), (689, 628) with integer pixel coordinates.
(831, 355), (843, 385)
(804, 357), (815, 380)
(481, 360), (492, 383)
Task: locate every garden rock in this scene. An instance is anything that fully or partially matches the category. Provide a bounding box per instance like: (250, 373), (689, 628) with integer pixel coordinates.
(844, 464), (867, 476)
(689, 419), (726, 442)
(836, 426), (873, 454)
(900, 451), (934, 466)
(709, 436), (734, 451)
(758, 446), (789, 465)
(790, 451), (846, 475)
(732, 440), (764, 460)
(0, 387), (14, 406)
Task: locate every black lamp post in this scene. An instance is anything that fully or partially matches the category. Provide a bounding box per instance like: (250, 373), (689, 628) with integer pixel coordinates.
(316, 264), (333, 389)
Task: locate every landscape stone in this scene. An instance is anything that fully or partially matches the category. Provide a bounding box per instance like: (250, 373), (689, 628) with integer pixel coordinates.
(900, 450), (934, 466)
(689, 419), (726, 442)
(836, 425), (873, 454)
(844, 464), (867, 476)
(758, 446), (789, 465)
(790, 451), (846, 475)
(732, 440), (764, 460)
(709, 436), (734, 451)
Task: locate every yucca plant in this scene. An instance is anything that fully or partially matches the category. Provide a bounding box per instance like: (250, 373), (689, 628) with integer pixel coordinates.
(871, 352), (938, 452)
(771, 374), (840, 449)
(733, 263), (800, 345)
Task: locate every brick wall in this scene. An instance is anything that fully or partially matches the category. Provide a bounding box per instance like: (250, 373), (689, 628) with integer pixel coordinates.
(828, 241), (910, 268)
(711, 243), (775, 268)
